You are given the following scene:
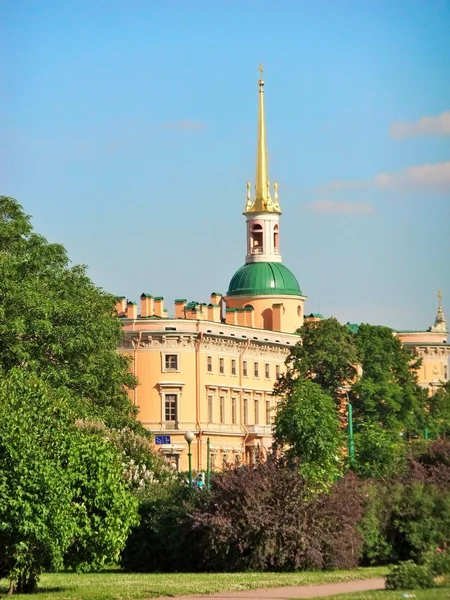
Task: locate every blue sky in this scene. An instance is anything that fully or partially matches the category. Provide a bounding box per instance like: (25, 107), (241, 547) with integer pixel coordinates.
(2, 0), (450, 330)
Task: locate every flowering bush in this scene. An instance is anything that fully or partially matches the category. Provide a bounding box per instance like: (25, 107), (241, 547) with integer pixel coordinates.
(75, 420), (174, 492)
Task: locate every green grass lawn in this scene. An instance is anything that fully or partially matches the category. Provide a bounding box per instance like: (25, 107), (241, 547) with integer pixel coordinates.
(309, 588), (450, 600)
(0, 567), (387, 600)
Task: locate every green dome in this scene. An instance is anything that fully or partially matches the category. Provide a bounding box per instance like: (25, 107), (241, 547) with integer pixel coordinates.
(227, 262), (302, 297)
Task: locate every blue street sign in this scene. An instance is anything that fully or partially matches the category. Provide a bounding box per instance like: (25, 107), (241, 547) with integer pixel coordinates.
(155, 435), (171, 445)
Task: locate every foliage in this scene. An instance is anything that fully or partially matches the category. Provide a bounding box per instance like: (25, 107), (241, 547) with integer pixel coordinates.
(353, 324), (427, 435)
(0, 370), (138, 593)
(188, 459), (364, 572)
(427, 381), (450, 439)
(275, 317), (358, 398)
(358, 481), (401, 565)
(358, 440), (450, 567)
(353, 422), (407, 480)
(385, 560), (435, 590)
(0, 196), (138, 431)
(75, 421), (174, 493)
(120, 480), (193, 572)
(273, 379), (344, 488)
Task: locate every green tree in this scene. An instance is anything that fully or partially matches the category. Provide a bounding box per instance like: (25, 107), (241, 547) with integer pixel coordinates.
(273, 379), (344, 489)
(353, 422), (407, 480)
(276, 318), (358, 399)
(0, 196), (138, 430)
(352, 324), (427, 435)
(0, 369), (139, 594)
(427, 381), (450, 438)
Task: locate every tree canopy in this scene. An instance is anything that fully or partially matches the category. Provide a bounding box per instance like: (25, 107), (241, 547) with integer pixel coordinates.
(352, 324), (428, 435)
(273, 379), (344, 488)
(275, 317), (438, 479)
(0, 369), (139, 593)
(275, 317), (358, 400)
(0, 196), (138, 429)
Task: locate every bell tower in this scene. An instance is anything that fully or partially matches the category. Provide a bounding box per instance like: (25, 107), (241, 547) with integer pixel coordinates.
(244, 64), (282, 264)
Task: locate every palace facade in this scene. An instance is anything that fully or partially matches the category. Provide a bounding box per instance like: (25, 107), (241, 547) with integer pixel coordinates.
(117, 69), (449, 472)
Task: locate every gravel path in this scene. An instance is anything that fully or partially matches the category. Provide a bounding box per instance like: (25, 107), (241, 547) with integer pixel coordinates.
(153, 577), (385, 600)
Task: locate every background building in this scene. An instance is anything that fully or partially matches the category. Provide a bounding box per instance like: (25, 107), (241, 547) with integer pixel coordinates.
(117, 68), (304, 471)
(117, 70), (449, 471)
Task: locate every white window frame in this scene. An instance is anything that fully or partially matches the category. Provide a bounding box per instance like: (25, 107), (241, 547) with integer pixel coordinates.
(162, 352), (180, 373)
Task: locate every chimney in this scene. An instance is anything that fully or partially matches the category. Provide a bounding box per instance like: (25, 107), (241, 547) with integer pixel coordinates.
(207, 303), (221, 322)
(126, 301), (138, 320)
(140, 294), (154, 318)
(115, 296), (127, 316)
(175, 299), (187, 319)
(153, 297), (164, 318)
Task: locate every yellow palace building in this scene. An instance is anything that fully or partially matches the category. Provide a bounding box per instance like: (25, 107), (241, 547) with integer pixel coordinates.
(117, 69), (449, 472)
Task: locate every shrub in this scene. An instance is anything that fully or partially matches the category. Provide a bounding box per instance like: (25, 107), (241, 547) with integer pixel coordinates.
(385, 561), (435, 590)
(120, 480), (194, 572)
(189, 458), (363, 572)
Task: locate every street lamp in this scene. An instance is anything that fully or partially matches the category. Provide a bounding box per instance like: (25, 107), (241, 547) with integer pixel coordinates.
(339, 387), (355, 465)
(184, 431), (195, 487)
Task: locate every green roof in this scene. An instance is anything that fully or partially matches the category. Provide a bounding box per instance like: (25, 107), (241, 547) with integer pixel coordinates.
(227, 262), (302, 297)
(346, 322), (360, 334)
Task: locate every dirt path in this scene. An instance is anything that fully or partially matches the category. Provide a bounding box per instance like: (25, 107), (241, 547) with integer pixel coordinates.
(154, 577), (385, 600)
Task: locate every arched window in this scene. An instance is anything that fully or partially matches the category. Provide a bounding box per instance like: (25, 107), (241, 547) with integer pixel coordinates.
(273, 224), (279, 252)
(251, 224), (263, 254)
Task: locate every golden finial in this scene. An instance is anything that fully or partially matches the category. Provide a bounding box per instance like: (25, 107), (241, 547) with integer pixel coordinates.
(438, 289), (442, 307)
(244, 65), (281, 214)
(245, 182), (252, 210)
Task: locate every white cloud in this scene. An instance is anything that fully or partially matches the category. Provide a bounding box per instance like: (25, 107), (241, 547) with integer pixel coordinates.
(373, 161), (450, 192)
(306, 200), (374, 215)
(390, 110), (450, 140)
(320, 161), (450, 195)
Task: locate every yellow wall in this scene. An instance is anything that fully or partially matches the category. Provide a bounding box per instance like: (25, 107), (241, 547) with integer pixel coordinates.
(224, 294), (306, 333)
(119, 317), (295, 472)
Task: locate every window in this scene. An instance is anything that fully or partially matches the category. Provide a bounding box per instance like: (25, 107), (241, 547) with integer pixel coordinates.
(254, 362), (259, 378)
(207, 356), (213, 373)
(243, 398), (248, 424)
(231, 397), (237, 424)
(254, 399), (259, 424)
(220, 396), (225, 423)
(165, 354), (178, 371)
(265, 400), (271, 425)
(231, 359), (237, 375)
(164, 453), (179, 471)
(243, 360), (248, 377)
(223, 453), (229, 469)
(208, 395), (213, 422)
(219, 357), (224, 374)
(276, 364), (281, 379)
(445, 365), (448, 380)
(235, 453), (241, 467)
(265, 363), (270, 379)
(164, 394), (177, 422)
(210, 453), (216, 469)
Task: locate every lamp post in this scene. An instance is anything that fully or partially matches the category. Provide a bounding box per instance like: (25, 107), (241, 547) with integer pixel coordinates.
(206, 437), (211, 490)
(339, 387), (355, 465)
(184, 431), (195, 487)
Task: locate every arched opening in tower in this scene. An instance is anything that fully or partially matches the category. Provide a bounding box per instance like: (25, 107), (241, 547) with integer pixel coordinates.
(273, 224), (279, 253)
(251, 224), (263, 254)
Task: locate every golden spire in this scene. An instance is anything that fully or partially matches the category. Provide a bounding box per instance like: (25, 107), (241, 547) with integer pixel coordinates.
(245, 65), (281, 214)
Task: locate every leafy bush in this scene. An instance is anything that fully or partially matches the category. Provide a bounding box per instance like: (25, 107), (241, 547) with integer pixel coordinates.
(120, 480), (194, 572)
(189, 458), (363, 572)
(385, 560), (435, 590)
